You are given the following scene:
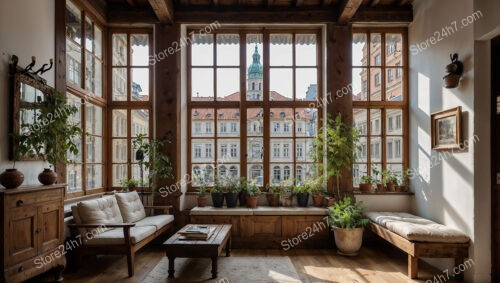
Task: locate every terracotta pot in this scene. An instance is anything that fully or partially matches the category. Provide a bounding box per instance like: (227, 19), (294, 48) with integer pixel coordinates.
(358, 183), (372, 192)
(386, 182), (396, 192)
(326, 197), (335, 207)
(376, 183), (385, 192)
(38, 168), (57, 185)
(246, 195), (259, 208)
(0, 168), (24, 189)
(266, 193), (280, 207)
(197, 196), (207, 207)
(333, 227), (364, 256)
(312, 194), (325, 207)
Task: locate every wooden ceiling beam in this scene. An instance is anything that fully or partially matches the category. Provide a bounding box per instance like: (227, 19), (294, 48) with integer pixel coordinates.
(370, 0), (380, 6)
(126, 0), (137, 7)
(399, 0), (411, 5)
(295, 0), (304, 7)
(351, 6), (413, 23)
(338, 0), (363, 24)
(108, 8), (159, 24)
(148, 0), (174, 24)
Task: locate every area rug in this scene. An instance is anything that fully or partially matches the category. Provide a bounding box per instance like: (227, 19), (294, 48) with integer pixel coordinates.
(143, 256), (302, 283)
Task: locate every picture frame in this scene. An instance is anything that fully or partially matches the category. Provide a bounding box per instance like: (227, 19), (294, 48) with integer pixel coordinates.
(431, 106), (462, 150)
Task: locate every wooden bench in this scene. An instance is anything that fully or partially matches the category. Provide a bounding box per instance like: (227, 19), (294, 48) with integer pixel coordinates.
(366, 212), (470, 280)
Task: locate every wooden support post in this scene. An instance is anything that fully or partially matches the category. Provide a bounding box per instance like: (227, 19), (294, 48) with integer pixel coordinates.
(408, 254), (418, 279)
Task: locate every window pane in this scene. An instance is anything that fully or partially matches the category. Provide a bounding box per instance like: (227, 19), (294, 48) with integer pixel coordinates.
(218, 139), (239, 162)
(270, 68), (293, 100)
(67, 164), (82, 192)
(353, 108), (367, 135)
(95, 25), (102, 58)
(192, 164), (215, 186)
(192, 108), (214, 137)
(217, 68), (240, 101)
(386, 33), (403, 66)
(247, 108), (263, 137)
(86, 104), (102, 135)
(191, 139), (214, 163)
(66, 40), (81, 86)
(296, 164), (317, 184)
(132, 109), (149, 137)
(85, 17), (93, 52)
(217, 108), (240, 137)
(191, 68), (214, 100)
(270, 139), (293, 162)
(386, 68), (403, 101)
(270, 164), (294, 184)
(296, 68), (317, 101)
(356, 137), (367, 162)
(112, 34), (127, 66)
(86, 136), (102, 163)
(386, 109), (403, 135)
(113, 68), (127, 101)
(85, 53), (102, 97)
(86, 164), (102, 189)
(192, 34), (213, 66)
(131, 34), (149, 66)
(113, 164), (128, 187)
(217, 34), (239, 66)
(370, 109), (381, 135)
(271, 108), (293, 138)
(112, 109), (128, 137)
(352, 68), (367, 101)
(112, 139), (128, 163)
(66, 0), (81, 44)
(295, 34), (317, 66)
(370, 136), (382, 163)
(132, 164), (149, 186)
(270, 34), (292, 66)
(246, 34), (263, 101)
(247, 164), (263, 186)
(370, 33), (382, 66)
(296, 138), (315, 162)
(387, 137), (403, 163)
(131, 68), (149, 101)
(247, 138), (263, 162)
(353, 163), (367, 187)
(387, 164), (403, 183)
(370, 68), (382, 101)
(352, 33), (367, 67)
(295, 108), (318, 137)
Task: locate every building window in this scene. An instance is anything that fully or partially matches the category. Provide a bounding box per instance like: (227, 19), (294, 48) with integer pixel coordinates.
(205, 144), (212, 158)
(221, 144), (228, 157)
(273, 166), (281, 183)
(273, 144), (280, 158)
(194, 145), (202, 158)
(206, 122), (212, 133)
(195, 123), (201, 134)
(231, 122), (237, 133)
(352, 30), (407, 188)
(283, 144), (290, 158)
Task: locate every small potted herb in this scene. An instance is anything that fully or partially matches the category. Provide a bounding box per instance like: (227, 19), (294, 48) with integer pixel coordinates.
(120, 178), (139, 192)
(358, 175), (375, 192)
(197, 187), (208, 207)
(238, 177), (249, 206)
(309, 177), (326, 207)
(223, 176), (241, 208)
(265, 183), (281, 207)
(372, 168), (385, 192)
(279, 178), (294, 207)
(245, 180), (261, 208)
(211, 178), (225, 207)
(293, 183), (310, 207)
(396, 169), (412, 192)
(382, 169), (398, 192)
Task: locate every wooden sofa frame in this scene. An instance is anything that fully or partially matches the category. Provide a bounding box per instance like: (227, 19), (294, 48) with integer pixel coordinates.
(68, 206), (174, 277)
(368, 222), (470, 280)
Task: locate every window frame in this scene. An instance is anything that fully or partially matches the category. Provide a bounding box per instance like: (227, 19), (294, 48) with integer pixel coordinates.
(187, 28), (322, 191)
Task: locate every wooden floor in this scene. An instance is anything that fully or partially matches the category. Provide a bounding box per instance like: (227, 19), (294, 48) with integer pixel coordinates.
(31, 241), (459, 283)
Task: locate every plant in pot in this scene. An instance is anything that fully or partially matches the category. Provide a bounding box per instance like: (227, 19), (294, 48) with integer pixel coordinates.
(223, 176), (241, 208)
(372, 168), (384, 192)
(396, 169), (411, 192)
(30, 90), (81, 185)
(384, 170), (399, 192)
(328, 196), (370, 256)
(358, 175), (375, 192)
(238, 177), (248, 207)
(193, 174), (209, 207)
(309, 177), (326, 207)
(120, 178), (139, 192)
(293, 182), (310, 207)
(279, 178), (295, 207)
(312, 113), (360, 199)
(211, 177), (225, 208)
(245, 180), (261, 208)
(265, 183), (281, 207)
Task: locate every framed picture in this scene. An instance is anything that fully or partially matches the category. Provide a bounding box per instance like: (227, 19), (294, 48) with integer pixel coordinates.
(431, 106), (462, 150)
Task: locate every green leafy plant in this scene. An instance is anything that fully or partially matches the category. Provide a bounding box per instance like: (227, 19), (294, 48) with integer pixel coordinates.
(197, 186), (207, 196)
(211, 176), (224, 193)
(312, 113), (360, 198)
(293, 183), (310, 194)
(371, 168), (382, 184)
(266, 183), (281, 194)
(221, 175), (241, 193)
(328, 197), (370, 229)
(360, 175), (376, 184)
(193, 174), (209, 196)
(133, 134), (174, 191)
(120, 178), (139, 191)
(382, 169), (398, 185)
(245, 180), (262, 196)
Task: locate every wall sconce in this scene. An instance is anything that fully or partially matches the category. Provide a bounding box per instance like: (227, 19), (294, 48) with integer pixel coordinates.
(443, 53), (463, 88)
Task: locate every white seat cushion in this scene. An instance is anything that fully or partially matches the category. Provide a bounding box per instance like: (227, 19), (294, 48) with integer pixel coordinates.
(84, 226), (156, 245)
(115, 191), (147, 223)
(77, 196), (123, 232)
(366, 212), (470, 243)
(134, 215), (174, 231)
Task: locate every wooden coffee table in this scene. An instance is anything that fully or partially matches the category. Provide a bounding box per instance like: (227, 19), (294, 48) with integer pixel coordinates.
(163, 224), (232, 279)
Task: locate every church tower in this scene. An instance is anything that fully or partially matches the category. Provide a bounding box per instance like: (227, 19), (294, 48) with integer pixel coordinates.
(247, 45), (263, 100)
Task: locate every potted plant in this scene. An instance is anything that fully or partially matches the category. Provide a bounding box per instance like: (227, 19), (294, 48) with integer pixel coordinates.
(293, 183), (310, 207)
(372, 168), (384, 192)
(211, 178), (225, 208)
(29, 90), (81, 185)
(312, 114), (360, 199)
(325, 195), (336, 207)
(358, 175), (375, 192)
(245, 180), (261, 208)
(238, 177), (248, 207)
(384, 170), (398, 192)
(120, 178), (139, 192)
(328, 197), (370, 256)
(279, 179), (294, 207)
(196, 187), (208, 207)
(396, 169), (411, 192)
(265, 183), (281, 207)
(309, 177), (326, 207)
(223, 176), (240, 208)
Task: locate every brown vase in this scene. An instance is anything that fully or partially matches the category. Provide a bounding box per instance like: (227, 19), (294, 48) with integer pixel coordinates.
(197, 196), (207, 207)
(358, 183), (372, 192)
(0, 168), (24, 189)
(326, 197), (335, 206)
(266, 193), (280, 207)
(312, 194), (325, 207)
(376, 183), (385, 192)
(386, 183), (396, 192)
(246, 195), (259, 208)
(38, 168), (57, 185)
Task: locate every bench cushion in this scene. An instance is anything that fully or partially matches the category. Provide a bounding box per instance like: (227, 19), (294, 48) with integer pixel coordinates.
(77, 196), (123, 232)
(135, 215), (174, 231)
(84, 225), (156, 245)
(115, 191), (147, 223)
(366, 212), (469, 243)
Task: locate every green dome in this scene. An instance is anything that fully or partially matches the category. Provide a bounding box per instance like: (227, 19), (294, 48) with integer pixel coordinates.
(247, 45), (263, 79)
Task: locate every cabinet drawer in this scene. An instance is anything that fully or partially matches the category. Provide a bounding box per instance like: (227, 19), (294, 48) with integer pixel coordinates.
(5, 188), (62, 208)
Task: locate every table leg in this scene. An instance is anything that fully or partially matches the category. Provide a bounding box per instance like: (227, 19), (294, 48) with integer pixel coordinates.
(211, 256), (218, 279)
(168, 256), (175, 278)
(226, 237), (231, 257)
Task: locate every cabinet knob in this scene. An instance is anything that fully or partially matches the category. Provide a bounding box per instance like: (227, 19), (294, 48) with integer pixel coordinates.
(16, 200), (24, 207)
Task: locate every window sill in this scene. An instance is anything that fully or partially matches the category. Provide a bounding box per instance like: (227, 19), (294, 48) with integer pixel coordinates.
(353, 190), (414, 195)
(190, 206), (328, 216)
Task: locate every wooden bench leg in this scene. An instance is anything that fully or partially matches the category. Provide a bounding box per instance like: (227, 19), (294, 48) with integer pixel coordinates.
(408, 254), (418, 279)
(127, 251), (135, 277)
(454, 257), (465, 281)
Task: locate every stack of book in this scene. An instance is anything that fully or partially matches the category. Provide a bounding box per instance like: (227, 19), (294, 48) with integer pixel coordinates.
(178, 225), (215, 240)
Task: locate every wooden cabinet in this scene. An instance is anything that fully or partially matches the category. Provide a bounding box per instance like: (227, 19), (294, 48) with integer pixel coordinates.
(1, 185), (66, 283)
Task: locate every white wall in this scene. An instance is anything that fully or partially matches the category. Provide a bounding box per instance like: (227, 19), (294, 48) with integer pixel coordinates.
(0, 0), (55, 185)
(410, 0), (492, 281)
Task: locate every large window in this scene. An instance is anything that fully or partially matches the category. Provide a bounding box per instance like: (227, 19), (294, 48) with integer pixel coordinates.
(65, 0), (105, 196)
(188, 30), (321, 189)
(352, 29), (407, 188)
(110, 30), (152, 189)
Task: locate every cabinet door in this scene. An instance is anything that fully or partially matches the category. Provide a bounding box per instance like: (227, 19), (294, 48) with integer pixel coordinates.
(38, 201), (64, 253)
(7, 206), (38, 266)
(241, 216), (282, 237)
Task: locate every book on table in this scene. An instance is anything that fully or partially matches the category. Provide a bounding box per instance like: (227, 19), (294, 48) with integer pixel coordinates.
(178, 225), (216, 240)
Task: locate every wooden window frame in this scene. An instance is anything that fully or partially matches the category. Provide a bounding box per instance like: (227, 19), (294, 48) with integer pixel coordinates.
(107, 28), (153, 191)
(352, 28), (409, 188)
(187, 28), (323, 192)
